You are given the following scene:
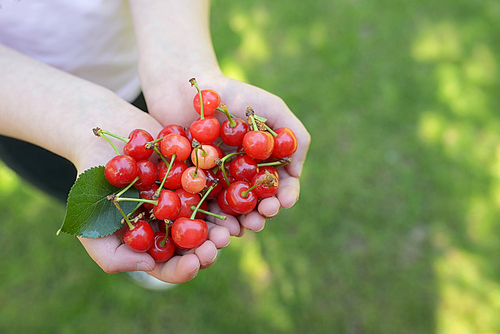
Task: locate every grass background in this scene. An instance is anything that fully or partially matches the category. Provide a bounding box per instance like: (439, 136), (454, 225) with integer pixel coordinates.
(2, 0), (500, 333)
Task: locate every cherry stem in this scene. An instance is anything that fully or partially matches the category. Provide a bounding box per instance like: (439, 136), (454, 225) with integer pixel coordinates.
(159, 220), (173, 247)
(257, 157), (292, 168)
(145, 136), (165, 149)
(190, 206), (226, 220)
(93, 127), (121, 156)
(112, 200), (134, 230)
(115, 176), (140, 198)
(215, 151), (245, 187)
(190, 78), (204, 120)
(261, 123), (277, 137)
(217, 103), (236, 127)
(241, 182), (261, 198)
(155, 153), (176, 197)
(190, 183), (215, 220)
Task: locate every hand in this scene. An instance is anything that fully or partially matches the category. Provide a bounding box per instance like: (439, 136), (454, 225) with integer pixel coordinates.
(70, 97), (231, 284)
(146, 74), (311, 237)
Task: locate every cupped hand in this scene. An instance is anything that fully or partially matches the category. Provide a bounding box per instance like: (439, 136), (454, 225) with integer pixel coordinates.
(146, 74), (311, 236)
(73, 98), (231, 284)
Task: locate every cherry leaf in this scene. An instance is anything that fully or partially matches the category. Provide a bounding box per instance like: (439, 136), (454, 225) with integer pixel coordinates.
(59, 166), (139, 238)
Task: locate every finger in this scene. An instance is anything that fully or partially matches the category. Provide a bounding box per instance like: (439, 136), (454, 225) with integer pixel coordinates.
(194, 240), (219, 270)
(78, 235), (155, 273)
(276, 168), (301, 209)
(238, 210), (266, 232)
(257, 196), (281, 218)
(206, 221), (231, 249)
(148, 253), (201, 284)
(207, 200), (243, 236)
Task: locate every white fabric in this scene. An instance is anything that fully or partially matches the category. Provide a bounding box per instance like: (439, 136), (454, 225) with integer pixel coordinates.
(0, 0), (141, 102)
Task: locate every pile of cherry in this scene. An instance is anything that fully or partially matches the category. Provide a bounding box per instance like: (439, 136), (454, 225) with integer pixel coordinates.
(96, 78), (297, 263)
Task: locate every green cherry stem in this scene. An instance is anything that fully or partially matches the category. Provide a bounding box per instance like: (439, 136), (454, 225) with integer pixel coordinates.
(190, 206), (227, 220)
(159, 220), (174, 247)
(261, 122), (277, 137)
(216, 103), (236, 127)
(155, 153), (176, 197)
(215, 151), (245, 187)
(190, 183), (215, 220)
(93, 127), (121, 155)
(241, 180), (262, 198)
(257, 157), (292, 168)
(189, 78), (204, 119)
(115, 176), (140, 198)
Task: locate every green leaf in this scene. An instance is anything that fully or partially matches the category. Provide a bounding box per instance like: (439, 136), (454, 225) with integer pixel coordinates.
(59, 166), (139, 238)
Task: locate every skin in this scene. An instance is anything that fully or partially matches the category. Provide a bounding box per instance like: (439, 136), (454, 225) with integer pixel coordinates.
(0, 0), (311, 284)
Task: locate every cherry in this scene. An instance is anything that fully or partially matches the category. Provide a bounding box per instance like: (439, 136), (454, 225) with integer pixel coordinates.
(189, 116), (220, 144)
(181, 166), (207, 194)
(157, 124), (187, 139)
(171, 217), (208, 250)
(147, 232), (175, 262)
(229, 154), (259, 182)
(157, 159), (188, 190)
(160, 133), (191, 161)
(104, 154), (139, 188)
(217, 188), (239, 216)
(225, 180), (258, 215)
(191, 144), (219, 170)
(251, 169), (279, 199)
(272, 127), (297, 158)
(124, 129), (154, 161)
(133, 159), (158, 190)
(139, 183), (159, 210)
(220, 118), (248, 147)
(193, 89), (221, 117)
(175, 188), (208, 219)
(123, 219), (155, 252)
(152, 189), (181, 221)
(242, 130), (274, 160)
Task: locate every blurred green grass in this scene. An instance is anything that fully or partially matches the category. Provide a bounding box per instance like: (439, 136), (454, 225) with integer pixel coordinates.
(2, 0), (500, 333)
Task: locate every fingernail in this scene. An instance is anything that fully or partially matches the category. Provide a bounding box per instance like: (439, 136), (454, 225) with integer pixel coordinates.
(266, 207), (281, 219)
(137, 261), (153, 272)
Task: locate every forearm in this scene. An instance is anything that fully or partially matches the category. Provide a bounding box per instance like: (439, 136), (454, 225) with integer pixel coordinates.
(0, 44), (162, 174)
(128, 0), (223, 120)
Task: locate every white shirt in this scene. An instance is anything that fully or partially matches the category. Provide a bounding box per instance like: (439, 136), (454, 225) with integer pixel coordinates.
(0, 0), (141, 101)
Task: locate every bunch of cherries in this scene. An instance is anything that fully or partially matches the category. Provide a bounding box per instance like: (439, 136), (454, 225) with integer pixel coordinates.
(95, 78), (297, 263)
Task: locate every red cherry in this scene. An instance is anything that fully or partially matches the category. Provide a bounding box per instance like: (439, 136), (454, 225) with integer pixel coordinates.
(160, 133), (192, 161)
(191, 144), (219, 170)
(171, 217), (208, 250)
(181, 167), (207, 194)
(139, 183), (159, 210)
(225, 180), (258, 215)
(220, 118), (248, 147)
(104, 154), (139, 187)
(158, 159), (188, 190)
(272, 127), (297, 158)
(175, 188), (207, 219)
(152, 189), (181, 221)
(251, 168), (279, 199)
(124, 129), (154, 161)
(193, 89), (221, 117)
(242, 131), (274, 160)
(157, 124), (187, 139)
(229, 154), (258, 182)
(123, 219), (155, 252)
(189, 116), (220, 144)
(217, 188), (239, 216)
(133, 160), (159, 190)
(147, 232), (175, 262)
